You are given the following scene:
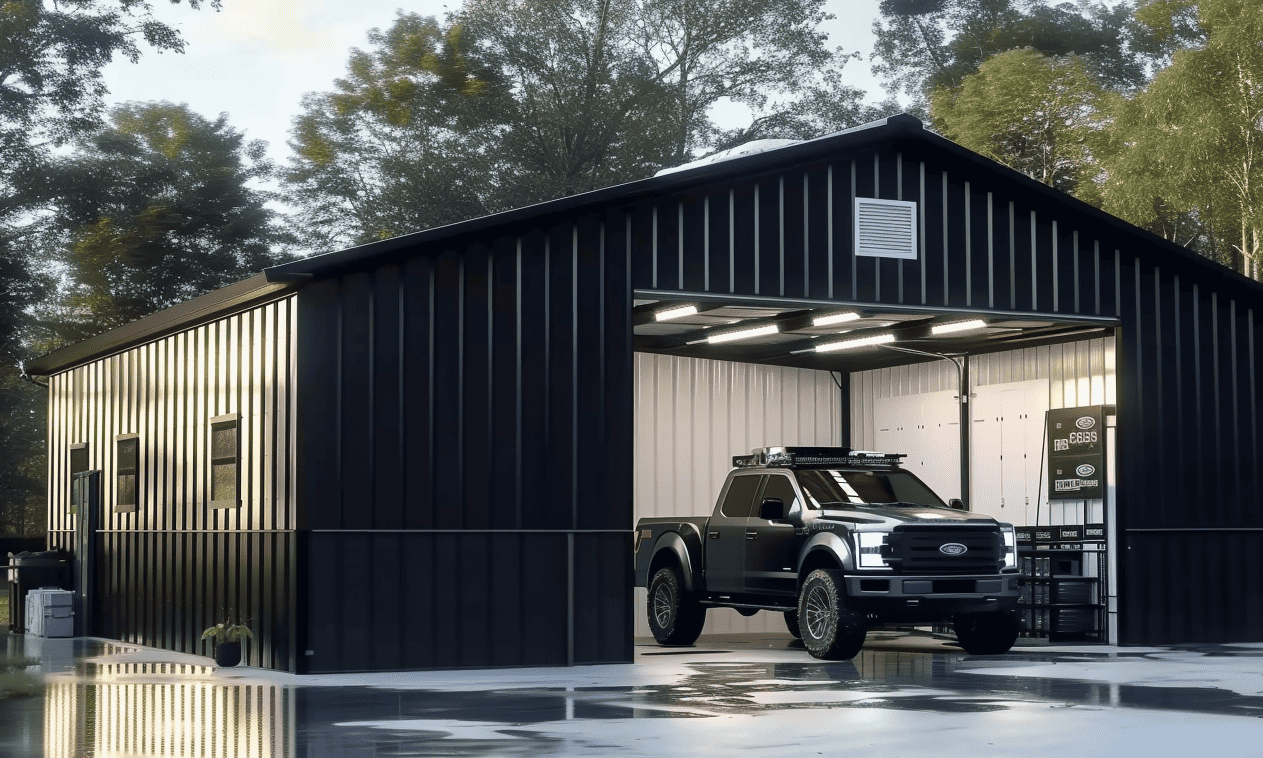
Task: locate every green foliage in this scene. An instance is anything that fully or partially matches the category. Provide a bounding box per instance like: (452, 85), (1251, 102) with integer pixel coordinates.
(201, 620), (253, 643)
(1101, 0), (1263, 277)
(286, 1), (873, 249)
(45, 102), (295, 340)
(933, 48), (1116, 199)
(873, 0), (1146, 104)
(285, 12), (509, 251)
(0, 1), (219, 541)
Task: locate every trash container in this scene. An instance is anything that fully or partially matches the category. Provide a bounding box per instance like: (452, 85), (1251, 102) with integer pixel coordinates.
(7, 550), (69, 634)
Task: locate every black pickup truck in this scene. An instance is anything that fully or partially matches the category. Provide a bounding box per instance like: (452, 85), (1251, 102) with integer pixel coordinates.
(633, 447), (1022, 659)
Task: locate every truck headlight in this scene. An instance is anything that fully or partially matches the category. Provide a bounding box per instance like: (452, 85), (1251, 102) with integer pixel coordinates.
(857, 532), (890, 569)
(1001, 525), (1017, 569)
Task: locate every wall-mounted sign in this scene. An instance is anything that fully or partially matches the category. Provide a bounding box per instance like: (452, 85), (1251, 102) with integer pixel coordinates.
(1048, 407), (1103, 455)
(1047, 406), (1107, 500)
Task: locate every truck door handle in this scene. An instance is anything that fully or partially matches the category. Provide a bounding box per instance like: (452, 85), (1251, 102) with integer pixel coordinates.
(746, 531), (758, 540)
(708, 531), (719, 539)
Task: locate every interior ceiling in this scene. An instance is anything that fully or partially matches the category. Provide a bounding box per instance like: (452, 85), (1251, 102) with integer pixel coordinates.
(632, 296), (1114, 373)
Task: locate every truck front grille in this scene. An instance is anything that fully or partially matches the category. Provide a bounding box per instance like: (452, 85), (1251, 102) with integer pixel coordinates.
(888, 525), (1002, 574)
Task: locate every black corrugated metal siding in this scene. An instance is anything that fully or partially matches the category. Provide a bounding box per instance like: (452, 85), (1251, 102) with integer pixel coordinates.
(294, 211), (633, 672)
(46, 297), (298, 670)
(1115, 253), (1263, 643)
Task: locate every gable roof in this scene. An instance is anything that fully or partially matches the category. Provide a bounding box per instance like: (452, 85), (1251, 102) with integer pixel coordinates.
(24, 113), (1263, 377)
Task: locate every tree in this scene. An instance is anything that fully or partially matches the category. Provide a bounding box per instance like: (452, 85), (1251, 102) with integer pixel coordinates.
(285, 13), (511, 251)
(1, 0), (219, 538)
(463, 0), (844, 179)
(286, 2), (873, 248)
(933, 48), (1116, 200)
(872, 0), (1146, 104)
(1100, 0), (1263, 279)
(46, 102), (294, 340)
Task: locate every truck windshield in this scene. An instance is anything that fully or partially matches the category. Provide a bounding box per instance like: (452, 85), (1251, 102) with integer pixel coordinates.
(796, 469), (948, 509)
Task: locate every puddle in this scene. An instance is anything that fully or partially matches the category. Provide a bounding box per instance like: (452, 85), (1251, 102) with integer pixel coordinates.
(3, 636), (1263, 757)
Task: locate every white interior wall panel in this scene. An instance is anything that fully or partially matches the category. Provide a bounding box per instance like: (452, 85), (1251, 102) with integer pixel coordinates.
(633, 353), (842, 636)
(852, 336), (1116, 531)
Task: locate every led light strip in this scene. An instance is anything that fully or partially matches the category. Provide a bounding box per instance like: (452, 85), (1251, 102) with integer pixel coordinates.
(655, 305), (698, 321)
(815, 332), (895, 352)
(708, 324), (779, 344)
(812, 312), (860, 327)
(931, 319), (986, 335)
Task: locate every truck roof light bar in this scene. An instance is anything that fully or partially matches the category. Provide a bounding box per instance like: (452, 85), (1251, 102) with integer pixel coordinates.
(732, 446), (908, 468)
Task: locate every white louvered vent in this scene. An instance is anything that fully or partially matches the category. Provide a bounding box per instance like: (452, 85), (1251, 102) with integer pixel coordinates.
(854, 197), (918, 260)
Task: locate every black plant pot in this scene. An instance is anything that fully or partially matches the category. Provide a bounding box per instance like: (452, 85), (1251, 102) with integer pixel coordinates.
(214, 641), (241, 667)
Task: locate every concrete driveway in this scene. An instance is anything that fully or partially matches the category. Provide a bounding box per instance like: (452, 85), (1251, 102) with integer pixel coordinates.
(3, 630), (1262, 756)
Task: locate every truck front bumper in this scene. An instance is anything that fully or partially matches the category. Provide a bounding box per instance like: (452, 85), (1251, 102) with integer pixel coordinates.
(844, 573), (1022, 622)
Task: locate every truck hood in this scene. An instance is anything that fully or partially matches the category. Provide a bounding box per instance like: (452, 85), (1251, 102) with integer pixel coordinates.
(818, 504), (999, 527)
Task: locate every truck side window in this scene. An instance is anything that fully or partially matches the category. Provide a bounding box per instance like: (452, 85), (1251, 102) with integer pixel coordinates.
(760, 475), (799, 516)
(719, 475), (762, 517)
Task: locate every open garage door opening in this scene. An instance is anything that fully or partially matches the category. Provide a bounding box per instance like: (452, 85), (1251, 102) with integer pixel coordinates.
(630, 291), (1119, 644)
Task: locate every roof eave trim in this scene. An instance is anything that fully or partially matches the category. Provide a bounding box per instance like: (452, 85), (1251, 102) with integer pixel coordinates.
(24, 273), (294, 376)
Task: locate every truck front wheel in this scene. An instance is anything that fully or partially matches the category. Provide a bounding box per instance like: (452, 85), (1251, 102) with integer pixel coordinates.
(647, 566), (706, 645)
(798, 569), (866, 660)
(953, 611), (1020, 655)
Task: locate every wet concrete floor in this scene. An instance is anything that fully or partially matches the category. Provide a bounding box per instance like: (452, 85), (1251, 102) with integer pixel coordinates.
(2, 630), (1262, 756)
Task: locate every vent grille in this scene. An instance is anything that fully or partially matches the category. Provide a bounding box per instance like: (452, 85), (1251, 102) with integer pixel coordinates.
(854, 197), (917, 259)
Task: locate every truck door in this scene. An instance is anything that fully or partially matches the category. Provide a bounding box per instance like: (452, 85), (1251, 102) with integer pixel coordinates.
(745, 473), (802, 596)
(705, 474), (762, 594)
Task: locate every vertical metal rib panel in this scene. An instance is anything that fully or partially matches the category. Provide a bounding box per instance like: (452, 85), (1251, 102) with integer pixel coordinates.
(45, 296), (298, 670)
(295, 212), (633, 672)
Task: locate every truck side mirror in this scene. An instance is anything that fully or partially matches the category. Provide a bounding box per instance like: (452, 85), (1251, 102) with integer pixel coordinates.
(759, 497), (785, 522)
(948, 498), (966, 511)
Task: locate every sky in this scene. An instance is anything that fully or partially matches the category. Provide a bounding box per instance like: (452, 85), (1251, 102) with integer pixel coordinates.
(99, 0), (893, 167)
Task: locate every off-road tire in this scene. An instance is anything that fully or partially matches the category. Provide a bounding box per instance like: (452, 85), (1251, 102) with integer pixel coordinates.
(647, 566), (706, 645)
(953, 611), (1020, 655)
(797, 569), (866, 660)
(783, 610), (801, 639)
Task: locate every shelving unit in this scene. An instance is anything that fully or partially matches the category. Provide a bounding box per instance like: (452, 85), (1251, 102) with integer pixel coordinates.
(1016, 530), (1108, 641)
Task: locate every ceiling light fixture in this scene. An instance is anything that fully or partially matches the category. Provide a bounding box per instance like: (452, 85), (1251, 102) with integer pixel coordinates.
(812, 312), (861, 327)
(931, 319), (987, 335)
(655, 305), (699, 321)
(708, 324), (779, 344)
(815, 333), (896, 352)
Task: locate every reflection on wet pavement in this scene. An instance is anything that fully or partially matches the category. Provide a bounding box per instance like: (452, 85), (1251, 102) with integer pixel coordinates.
(3, 633), (1263, 757)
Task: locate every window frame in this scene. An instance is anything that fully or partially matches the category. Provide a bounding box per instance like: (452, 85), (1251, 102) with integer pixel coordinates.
(69, 442), (88, 516)
(209, 413), (240, 509)
(114, 433), (139, 513)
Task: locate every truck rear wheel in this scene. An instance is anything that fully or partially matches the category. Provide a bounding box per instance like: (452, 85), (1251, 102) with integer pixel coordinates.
(953, 611), (1020, 655)
(647, 566), (706, 645)
(798, 569), (865, 660)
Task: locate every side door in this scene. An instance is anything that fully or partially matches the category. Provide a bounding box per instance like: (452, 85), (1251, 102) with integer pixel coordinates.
(745, 473), (803, 597)
(704, 474), (762, 594)
(71, 470), (101, 637)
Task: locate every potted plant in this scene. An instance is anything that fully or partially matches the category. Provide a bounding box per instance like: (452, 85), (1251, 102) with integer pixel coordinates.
(201, 620), (252, 667)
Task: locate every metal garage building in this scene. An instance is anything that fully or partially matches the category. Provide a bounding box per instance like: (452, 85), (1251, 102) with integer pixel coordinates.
(25, 114), (1263, 672)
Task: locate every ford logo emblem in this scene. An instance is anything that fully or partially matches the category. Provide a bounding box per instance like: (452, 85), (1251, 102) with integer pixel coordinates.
(1076, 463), (1096, 477)
(1075, 416), (1096, 430)
(939, 543), (968, 556)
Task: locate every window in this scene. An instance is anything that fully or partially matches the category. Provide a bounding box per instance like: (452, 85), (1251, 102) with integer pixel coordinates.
(210, 414), (238, 508)
(760, 474), (801, 518)
(719, 475), (762, 517)
(115, 434), (138, 512)
(69, 443), (88, 515)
